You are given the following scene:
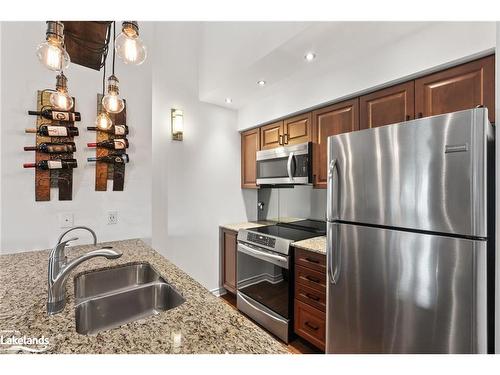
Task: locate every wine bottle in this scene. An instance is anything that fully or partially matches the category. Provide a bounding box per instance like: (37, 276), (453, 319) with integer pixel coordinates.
(25, 125), (79, 137)
(86, 125), (129, 136)
(24, 142), (76, 153)
(23, 159), (77, 170)
(87, 138), (129, 150)
(28, 109), (81, 122)
(87, 154), (129, 164)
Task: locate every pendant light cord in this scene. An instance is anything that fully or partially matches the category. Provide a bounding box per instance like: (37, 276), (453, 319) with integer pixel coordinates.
(112, 21), (116, 75)
(102, 54), (106, 96)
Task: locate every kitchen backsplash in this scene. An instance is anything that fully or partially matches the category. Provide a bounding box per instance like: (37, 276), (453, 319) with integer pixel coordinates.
(257, 186), (327, 222)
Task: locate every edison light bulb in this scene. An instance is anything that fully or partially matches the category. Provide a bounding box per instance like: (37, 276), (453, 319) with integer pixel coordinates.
(102, 75), (125, 114)
(102, 92), (125, 113)
(50, 91), (73, 111)
(95, 112), (113, 130)
(36, 22), (70, 71)
(115, 22), (147, 65)
(49, 72), (73, 111)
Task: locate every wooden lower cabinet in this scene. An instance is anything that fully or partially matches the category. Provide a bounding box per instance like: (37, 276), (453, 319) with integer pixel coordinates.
(241, 128), (260, 189)
(294, 300), (326, 351)
(220, 228), (237, 294)
(295, 282), (326, 313)
(294, 247), (326, 351)
(295, 248), (326, 273)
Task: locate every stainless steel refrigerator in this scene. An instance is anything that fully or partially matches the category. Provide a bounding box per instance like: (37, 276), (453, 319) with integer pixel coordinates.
(326, 108), (495, 354)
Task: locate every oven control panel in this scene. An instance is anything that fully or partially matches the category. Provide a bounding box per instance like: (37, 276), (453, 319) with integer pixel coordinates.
(247, 232), (276, 248)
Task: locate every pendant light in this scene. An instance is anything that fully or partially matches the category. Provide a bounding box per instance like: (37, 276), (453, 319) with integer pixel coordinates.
(115, 21), (147, 65)
(102, 22), (125, 114)
(36, 21), (70, 72)
(102, 74), (125, 113)
(95, 51), (112, 130)
(49, 72), (74, 111)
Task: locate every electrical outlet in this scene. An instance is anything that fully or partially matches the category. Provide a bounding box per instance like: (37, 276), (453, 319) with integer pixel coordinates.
(107, 211), (118, 225)
(59, 213), (74, 228)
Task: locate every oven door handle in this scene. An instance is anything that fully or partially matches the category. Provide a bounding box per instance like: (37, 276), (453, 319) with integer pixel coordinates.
(237, 243), (289, 269)
(237, 292), (288, 324)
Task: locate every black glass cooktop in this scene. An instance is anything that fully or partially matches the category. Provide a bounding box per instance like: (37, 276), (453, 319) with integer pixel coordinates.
(279, 219), (326, 234)
(250, 220), (325, 241)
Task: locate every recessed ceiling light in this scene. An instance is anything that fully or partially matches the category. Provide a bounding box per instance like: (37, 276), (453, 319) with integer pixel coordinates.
(304, 52), (316, 62)
(257, 80), (266, 86)
(225, 98), (232, 104)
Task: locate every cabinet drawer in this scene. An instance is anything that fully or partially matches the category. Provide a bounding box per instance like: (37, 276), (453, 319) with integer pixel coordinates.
(295, 248), (326, 273)
(294, 299), (326, 351)
(295, 282), (326, 312)
(295, 265), (326, 293)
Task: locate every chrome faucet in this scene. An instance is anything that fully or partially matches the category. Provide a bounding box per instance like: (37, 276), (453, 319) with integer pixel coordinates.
(47, 226), (122, 315)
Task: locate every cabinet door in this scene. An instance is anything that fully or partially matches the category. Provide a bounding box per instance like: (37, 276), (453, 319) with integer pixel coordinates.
(260, 121), (284, 150)
(283, 112), (312, 145)
(221, 229), (237, 294)
(415, 55), (495, 123)
(294, 299), (326, 351)
(312, 99), (359, 188)
(360, 81), (415, 129)
(241, 128), (260, 189)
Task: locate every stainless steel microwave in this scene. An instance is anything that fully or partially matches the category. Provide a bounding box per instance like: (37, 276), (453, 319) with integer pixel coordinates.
(256, 142), (312, 185)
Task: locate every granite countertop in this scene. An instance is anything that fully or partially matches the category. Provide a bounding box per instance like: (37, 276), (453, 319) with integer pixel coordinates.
(292, 236), (327, 255)
(0, 239), (289, 354)
(219, 220), (275, 232)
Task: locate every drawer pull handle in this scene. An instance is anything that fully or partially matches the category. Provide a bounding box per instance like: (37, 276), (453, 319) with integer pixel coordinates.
(305, 275), (321, 283)
(305, 321), (319, 331)
(304, 257), (319, 264)
(305, 293), (320, 301)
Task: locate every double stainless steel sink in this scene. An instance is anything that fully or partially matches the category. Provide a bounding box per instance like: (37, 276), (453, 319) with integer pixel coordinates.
(74, 262), (185, 335)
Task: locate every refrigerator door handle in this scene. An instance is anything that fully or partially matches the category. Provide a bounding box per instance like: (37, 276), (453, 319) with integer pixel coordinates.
(326, 158), (338, 221)
(327, 222), (341, 285)
(287, 152), (294, 181)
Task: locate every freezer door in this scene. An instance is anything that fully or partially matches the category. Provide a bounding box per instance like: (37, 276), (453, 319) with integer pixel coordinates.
(326, 222), (487, 353)
(327, 108), (493, 237)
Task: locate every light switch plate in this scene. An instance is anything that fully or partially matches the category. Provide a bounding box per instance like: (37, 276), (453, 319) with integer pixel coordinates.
(59, 213), (74, 228)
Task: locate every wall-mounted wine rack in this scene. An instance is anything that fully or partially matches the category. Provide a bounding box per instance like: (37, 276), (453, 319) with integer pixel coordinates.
(88, 93), (128, 191)
(25, 90), (79, 201)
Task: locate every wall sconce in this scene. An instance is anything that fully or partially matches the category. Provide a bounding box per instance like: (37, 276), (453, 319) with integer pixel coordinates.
(171, 109), (184, 141)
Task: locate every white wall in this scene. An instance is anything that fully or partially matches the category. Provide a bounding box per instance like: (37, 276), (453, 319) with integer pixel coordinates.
(0, 22), (152, 253)
(151, 23), (255, 292)
(237, 22), (497, 130)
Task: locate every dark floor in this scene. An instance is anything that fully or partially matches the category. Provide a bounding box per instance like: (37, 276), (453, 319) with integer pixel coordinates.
(220, 293), (323, 354)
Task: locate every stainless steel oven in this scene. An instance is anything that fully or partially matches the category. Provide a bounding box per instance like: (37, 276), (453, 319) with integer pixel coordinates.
(256, 142), (312, 185)
(236, 231), (292, 342)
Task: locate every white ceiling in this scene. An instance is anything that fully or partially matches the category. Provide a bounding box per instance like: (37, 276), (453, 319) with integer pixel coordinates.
(197, 22), (433, 109)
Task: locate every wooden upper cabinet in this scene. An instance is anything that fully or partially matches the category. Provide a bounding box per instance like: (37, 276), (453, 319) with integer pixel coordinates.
(415, 55), (495, 123)
(312, 99), (360, 189)
(283, 112), (312, 146)
(241, 128), (260, 189)
(260, 121), (284, 150)
(360, 81), (415, 129)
